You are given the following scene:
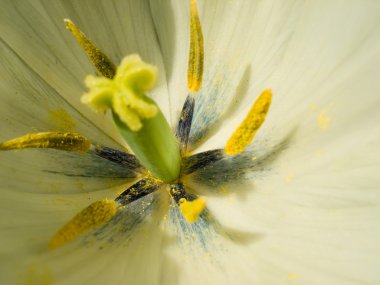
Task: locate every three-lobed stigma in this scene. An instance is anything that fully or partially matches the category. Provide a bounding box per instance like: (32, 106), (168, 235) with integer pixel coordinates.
(82, 54), (158, 132)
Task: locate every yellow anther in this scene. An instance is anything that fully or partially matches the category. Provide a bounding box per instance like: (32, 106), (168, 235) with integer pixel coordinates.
(225, 89), (272, 156)
(187, 0), (204, 92)
(64, 19), (116, 79)
(0, 132), (91, 153)
(49, 199), (117, 249)
(179, 197), (206, 223)
(81, 55), (158, 131)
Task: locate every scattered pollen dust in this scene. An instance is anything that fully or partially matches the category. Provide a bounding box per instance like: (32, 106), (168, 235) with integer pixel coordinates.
(285, 172), (295, 184)
(217, 186), (229, 195)
(313, 148), (326, 157)
(287, 273), (298, 281)
(26, 264), (53, 285)
(49, 109), (75, 131)
(309, 104), (332, 130)
(308, 104), (317, 111)
(317, 111), (331, 130)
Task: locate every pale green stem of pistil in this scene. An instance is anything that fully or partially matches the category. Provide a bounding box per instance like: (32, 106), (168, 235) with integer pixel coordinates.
(82, 54), (181, 182)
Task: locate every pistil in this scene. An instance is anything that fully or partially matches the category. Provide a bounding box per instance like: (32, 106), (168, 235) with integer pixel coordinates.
(66, 20), (182, 182)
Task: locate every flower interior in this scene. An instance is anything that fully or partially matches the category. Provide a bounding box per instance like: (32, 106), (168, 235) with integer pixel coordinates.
(0, 0), (272, 249)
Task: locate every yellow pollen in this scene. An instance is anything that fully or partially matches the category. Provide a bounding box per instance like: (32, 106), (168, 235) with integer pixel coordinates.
(317, 110), (331, 130)
(0, 132), (91, 153)
(187, 0), (204, 92)
(49, 109), (75, 132)
(287, 273), (298, 280)
(49, 199), (117, 249)
(224, 89), (272, 156)
(81, 54), (158, 131)
(64, 19), (116, 79)
(179, 197), (206, 223)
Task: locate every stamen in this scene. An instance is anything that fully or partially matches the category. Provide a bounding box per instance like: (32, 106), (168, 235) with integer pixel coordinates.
(176, 95), (195, 154)
(224, 89), (272, 156)
(169, 183), (206, 223)
(49, 199), (117, 249)
(115, 178), (160, 206)
(0, 132), (91, 153)
(182, 149), (224, 175)
(187, 0), (204, 92)
(179, 197), (206, 223)
(64, 19), (116, 79)
(94, 145), (141, 171)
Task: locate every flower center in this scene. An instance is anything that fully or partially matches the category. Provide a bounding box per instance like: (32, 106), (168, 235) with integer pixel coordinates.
(0, 0), (273, 249)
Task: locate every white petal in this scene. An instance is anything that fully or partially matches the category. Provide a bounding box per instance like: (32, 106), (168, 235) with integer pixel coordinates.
(0, 0), (171, 129)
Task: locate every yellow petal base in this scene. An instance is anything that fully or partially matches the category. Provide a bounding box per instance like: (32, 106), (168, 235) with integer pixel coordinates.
(49, 200), (117, 249)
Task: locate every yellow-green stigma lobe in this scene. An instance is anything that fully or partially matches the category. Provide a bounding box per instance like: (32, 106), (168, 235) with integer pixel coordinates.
(0, 132), (91, 153)
(82, 54), (158, 131)
(225, 89), (272, 155)
(64, 19), (116, 79)
(187, 0), (204, 92)
(49, 200), (117, 249)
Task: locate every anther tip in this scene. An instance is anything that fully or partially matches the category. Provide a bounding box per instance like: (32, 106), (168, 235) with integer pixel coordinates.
(63, 18), (74, 29)
(49, 199), (117, 249)
(179, 197), (206, 223)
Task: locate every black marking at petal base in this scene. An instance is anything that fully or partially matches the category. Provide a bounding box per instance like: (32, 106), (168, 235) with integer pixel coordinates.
(175, 95), (195, 154)
(115, 178), (160, 206)
(181, 149), (224, 175)
(169, 183), (197, 204)
(94, 146), (141, 171)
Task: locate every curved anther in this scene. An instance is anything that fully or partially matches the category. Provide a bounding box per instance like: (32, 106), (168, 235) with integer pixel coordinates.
(64, 19), (116, 79)
(115, 178), (161, 206)
(187, 0), (204, 92)
(93, 145), (142, 171)
(176, 94), (195, 154)
(0, 132), (91, 153)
